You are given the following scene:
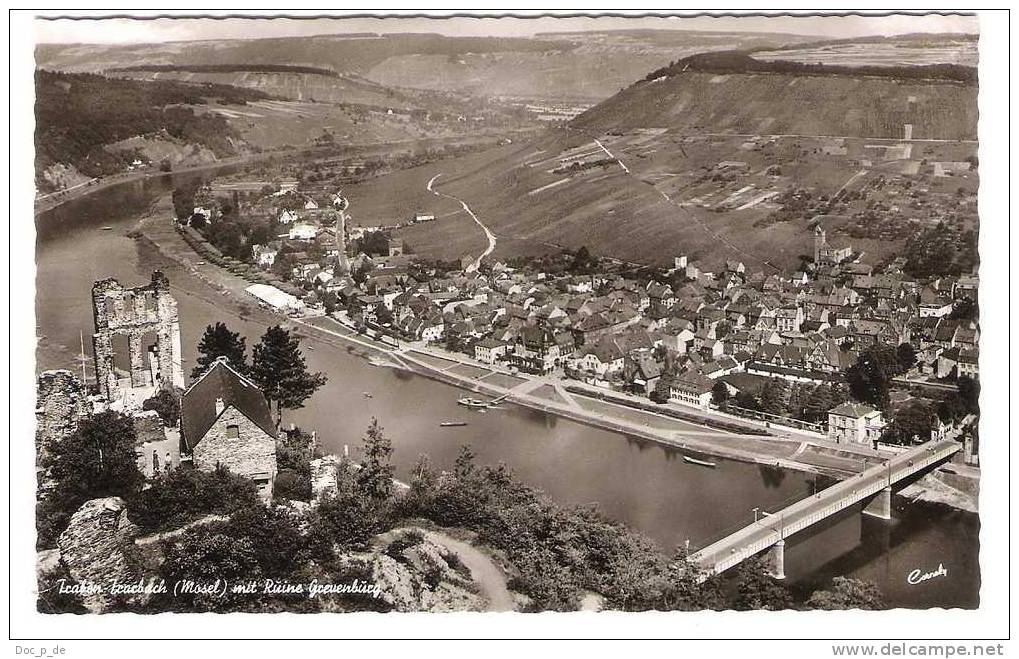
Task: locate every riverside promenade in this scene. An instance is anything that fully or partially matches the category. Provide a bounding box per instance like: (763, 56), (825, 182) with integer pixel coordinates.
(294, 313), (885, 478)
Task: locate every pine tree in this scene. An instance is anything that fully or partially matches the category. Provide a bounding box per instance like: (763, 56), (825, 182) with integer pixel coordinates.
(759, 379), (789, 416)
(250, 325), (327, 425)
(356, 418), (394, 501)
(804, 384), (836, 423)
(192, 322), (248, 378)
(453, 444), (477, 481)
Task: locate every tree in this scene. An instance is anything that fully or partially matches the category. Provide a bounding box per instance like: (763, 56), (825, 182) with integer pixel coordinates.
(570, 246), (596, 274)
(250, 325), (327, 425)
(453, 444), (477, 481)
(847, 344), (900, 410)
(732, 556), (793, 611)
(309, 491), (391, 555)
(193, 322), (248, 378)
(735, 390), (760, 411)
(957, 376), (980, 415)
(172, 181), (199, 221)
(803, 384), (837, 423)
(48, 411), (145, 498)
(142, 388), (182, 427)
(759, 379), (789, 416)
(711, 381), (730, 406)
(896, 342), (917, 371)
(37, 411), (146, 547)
(321, 290), (338, 315)
(807, 577), (886, 610)
(786, 382), (811, 420)
(356, 418), (394, 501)
(903, 223), (964, 278)
(882, 401), (939, 446)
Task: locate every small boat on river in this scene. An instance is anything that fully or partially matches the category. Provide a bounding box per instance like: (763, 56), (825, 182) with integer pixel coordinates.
(457, 397), (490, 408)
(439, 421), (468, 427)
(363, 391), (373, 398)
(683, 455), (717, 468)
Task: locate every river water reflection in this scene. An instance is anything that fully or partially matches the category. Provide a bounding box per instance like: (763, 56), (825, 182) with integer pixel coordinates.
(34, 168), (979, 608)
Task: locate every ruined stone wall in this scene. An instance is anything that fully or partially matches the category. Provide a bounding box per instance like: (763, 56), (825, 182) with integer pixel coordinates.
(91, 271), (184, 405)
(36, 370), (86, 456)
(192, 406), (277, 500)
(36, 370), (88, 498)
(310, 455), (342, 501)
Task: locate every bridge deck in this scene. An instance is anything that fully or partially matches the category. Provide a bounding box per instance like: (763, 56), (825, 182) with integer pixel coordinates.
(690, 439), (960, 577)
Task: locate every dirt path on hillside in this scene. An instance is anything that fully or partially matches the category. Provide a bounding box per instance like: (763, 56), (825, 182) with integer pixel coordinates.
(426, 173), (496, 272)
(423, 530), (515, 612)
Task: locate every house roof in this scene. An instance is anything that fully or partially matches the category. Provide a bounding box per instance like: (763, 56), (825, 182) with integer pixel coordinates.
(180, 359), (277, 451)
(828, 402), (877, 419)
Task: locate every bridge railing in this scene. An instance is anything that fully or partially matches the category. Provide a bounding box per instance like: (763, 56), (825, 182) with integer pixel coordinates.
(692, 441), (959, 575)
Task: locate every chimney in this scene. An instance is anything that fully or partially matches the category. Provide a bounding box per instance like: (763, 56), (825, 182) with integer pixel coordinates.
(215, 397), (225, 416)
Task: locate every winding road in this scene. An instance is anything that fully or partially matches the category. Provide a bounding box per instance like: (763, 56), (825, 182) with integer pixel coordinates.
(427, 173), (496, 273)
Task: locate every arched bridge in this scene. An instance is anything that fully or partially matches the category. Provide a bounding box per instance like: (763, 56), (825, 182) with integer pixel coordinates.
(690, 439), (961, 581)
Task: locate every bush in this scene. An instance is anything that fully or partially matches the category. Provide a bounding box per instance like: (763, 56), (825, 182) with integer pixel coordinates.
(307, 492), (392, 556)
(142, 389), (181, 427)
(127, 466), (260, 532)
(274, 468), (312, 502)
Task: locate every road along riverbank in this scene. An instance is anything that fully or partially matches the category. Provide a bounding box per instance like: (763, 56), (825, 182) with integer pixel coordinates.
(34, 145), (982, 608)
(129, 191), (977, 514)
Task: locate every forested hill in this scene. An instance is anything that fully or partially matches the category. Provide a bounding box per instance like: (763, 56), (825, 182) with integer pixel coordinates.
(571, 52), (978, 140)
(35, 70), (269, 183)
(107, 64), (342, 78)
(641, 51), (977, 84)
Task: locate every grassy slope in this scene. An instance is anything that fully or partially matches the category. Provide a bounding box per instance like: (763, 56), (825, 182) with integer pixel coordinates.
(354, 69), (977, 271)
(573, 71), (977, 140)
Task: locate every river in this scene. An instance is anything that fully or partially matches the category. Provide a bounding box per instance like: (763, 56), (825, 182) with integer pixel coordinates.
(34, 165), (979, 608)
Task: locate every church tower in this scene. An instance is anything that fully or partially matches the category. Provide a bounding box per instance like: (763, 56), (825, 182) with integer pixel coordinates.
(334, 196), (351, 276)
(813, 224), (826, 264)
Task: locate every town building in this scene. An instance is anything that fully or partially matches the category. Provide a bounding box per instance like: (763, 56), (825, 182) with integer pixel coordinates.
(180, 358), (278, 500)
(827, 402), (886, 445)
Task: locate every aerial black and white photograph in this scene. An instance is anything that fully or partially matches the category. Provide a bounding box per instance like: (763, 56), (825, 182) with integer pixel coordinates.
(9, 6), (1011, 648)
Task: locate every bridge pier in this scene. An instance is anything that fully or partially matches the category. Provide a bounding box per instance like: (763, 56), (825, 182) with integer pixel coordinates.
(768, 539), (786, 580)
(863, 486), (892, 520)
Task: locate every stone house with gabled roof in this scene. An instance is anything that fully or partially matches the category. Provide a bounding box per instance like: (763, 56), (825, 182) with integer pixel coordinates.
(828, 402), (885, 445)
(179, 358), (278, 500)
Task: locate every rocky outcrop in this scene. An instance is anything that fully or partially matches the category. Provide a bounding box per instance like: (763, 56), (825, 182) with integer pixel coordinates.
(56, 497), (141, 613)
(334, 529), (486, 612)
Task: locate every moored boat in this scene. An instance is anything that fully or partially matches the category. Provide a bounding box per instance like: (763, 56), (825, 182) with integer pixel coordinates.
(457, 397), (489, 408)
(683, 455), (717, 468)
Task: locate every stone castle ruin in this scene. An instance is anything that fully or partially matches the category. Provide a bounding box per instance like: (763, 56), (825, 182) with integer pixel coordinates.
(91, 271), (184, 407)
(35, 369), (89, 499)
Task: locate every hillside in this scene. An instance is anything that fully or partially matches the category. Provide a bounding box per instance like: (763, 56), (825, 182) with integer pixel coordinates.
(34, 33), (576, 75)
(573, 62), (977, 141)
(366, 30), (813, 101)
(37, 30), (813, 104)
(368, 58), (978, 272)
(34, 70), (268, 190)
